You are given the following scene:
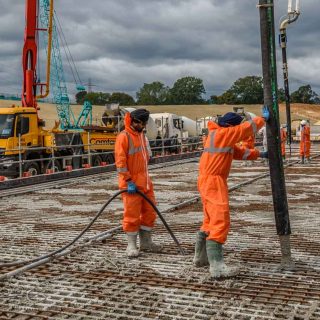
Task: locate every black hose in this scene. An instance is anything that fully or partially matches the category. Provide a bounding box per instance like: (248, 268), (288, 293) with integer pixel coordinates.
(0, 189), (184, 268)
(0, 190), (125, 268)
(136, 190), (185, 255)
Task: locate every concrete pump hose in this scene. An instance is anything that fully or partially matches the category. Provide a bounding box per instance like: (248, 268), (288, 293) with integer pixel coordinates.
(0, 189), (184, 269)
(136, 190), (185, 255)
(0, 190), (125, 268)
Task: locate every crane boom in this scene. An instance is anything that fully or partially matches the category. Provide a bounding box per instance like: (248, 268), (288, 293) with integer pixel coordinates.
(22, 0), (53, 110)
(22, 0), (38, 109)
(39, 0), (92, 130)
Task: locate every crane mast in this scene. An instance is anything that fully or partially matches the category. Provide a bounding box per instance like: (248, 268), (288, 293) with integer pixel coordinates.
(21, 0), (38, 109)
(39, 0), (92, 130)
(22, 0), (53, 110)
(20, 0), (92, 130)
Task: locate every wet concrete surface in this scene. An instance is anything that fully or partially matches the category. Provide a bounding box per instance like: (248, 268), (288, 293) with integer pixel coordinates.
(0, 146), (319, 319)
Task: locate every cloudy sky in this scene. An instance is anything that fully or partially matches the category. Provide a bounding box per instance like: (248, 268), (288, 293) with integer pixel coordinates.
(0, 0), (319, 100)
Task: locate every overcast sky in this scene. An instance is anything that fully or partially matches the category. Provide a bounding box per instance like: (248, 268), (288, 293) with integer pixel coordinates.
(0, 0), (319, 100)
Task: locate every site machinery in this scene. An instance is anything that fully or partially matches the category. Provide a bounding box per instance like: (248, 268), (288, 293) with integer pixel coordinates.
(0, 0), (118, 177)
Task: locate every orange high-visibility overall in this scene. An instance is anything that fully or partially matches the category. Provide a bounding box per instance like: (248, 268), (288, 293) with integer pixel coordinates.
(240, 135), (255, 149)
(198, 117), (265, 244)
(115, 113), (156, 233)
(300, 126), (311, 157)
(280, 128), (287, 157)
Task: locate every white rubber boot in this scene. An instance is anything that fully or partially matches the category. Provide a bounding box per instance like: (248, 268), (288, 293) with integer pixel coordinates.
(126, 233), (139, 258)
(206, 240), (240, 279)
(139, 230), (162, 252)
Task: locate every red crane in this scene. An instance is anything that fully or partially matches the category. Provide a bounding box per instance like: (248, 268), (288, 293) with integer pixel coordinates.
(21, 0), (38, 109)
(21, 0), (53, 110)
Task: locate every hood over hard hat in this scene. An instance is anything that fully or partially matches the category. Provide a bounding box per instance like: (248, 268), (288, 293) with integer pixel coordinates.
(218, 112), (244, 127)
(130, 108), (150, 123)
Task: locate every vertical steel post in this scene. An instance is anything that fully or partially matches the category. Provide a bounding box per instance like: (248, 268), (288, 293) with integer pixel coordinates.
(279, 28), (292, 155)
(279, 2), (300, 155)
(180, 120), (183, 153)
(18, 134), (23, 178)
(51, 144), (55, 173)
(161, 116), (165, 156)
(87, 131), (91, 166)
(258, 0), (294, 269)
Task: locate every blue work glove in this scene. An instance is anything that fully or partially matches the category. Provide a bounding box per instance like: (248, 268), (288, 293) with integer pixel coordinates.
(262, 105), (270, 121)
(260, 151), (268, 159)
(127, 181), (137, 194)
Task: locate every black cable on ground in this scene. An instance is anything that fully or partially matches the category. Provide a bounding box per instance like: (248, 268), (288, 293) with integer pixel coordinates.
(137, 190), (185, 255)
(0, 189), (184, 268)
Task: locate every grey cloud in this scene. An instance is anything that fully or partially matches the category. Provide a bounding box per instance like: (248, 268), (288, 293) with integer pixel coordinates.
(0, 0), (320, 98)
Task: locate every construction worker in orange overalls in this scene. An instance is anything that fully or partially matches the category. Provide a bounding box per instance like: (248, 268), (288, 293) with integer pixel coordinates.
(193, 108), (269, 278)
(115, 109), (161, 258)
(280, 124), (287, 161)
(299, 120), (311, 164)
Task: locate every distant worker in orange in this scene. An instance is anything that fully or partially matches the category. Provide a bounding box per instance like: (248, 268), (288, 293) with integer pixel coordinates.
(240, 134), (255, 149)
(239, 113), (256, 166)
(115, 109), (161, 258)
(280, 124), (287, 161)
(193, 107), (269, 278)
(299, 120), (311, 164)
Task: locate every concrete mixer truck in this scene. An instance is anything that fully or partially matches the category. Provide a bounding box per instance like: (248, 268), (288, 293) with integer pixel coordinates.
(102, 107), (202, 154)
(145, 113), (201, 154)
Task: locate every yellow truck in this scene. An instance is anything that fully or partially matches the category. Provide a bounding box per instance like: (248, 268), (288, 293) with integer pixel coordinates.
(0, 104), (119, 177)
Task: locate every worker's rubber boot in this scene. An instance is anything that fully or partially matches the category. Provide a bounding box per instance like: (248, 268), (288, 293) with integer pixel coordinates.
(305, 157), (311, 164)
(299, 156), (305, 164)
(193, 231), (209, 267)
(139, 230), (162, 252)
(126, 233), (139, 258)
(206, 240), (240, 279)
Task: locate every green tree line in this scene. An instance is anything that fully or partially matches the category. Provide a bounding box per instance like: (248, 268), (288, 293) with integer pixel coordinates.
(75, 76), (320, 106)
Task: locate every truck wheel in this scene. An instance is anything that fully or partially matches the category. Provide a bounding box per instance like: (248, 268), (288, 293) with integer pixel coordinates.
(45, 160), (62, 172)
(24, 162), (40, 176)
(92, 155), (102, 167)
(109, 154), (115, 164)
(102, 154), (114, 164)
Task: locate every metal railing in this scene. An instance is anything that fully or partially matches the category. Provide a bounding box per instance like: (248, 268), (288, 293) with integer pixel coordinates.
(0, 134), (203, 179)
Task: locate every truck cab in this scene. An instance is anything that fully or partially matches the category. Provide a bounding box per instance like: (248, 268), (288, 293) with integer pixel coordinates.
(0, 105), (42, 176)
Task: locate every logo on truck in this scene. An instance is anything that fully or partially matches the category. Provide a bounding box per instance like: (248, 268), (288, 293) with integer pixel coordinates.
(90, 138), (116, 145)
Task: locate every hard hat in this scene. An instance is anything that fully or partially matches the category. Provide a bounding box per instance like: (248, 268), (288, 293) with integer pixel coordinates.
(301, 120), (307, 126)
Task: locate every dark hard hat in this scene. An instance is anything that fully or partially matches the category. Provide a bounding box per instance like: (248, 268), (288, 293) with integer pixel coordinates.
(218, 112), (243, 127)
(131, 108), (150, 123)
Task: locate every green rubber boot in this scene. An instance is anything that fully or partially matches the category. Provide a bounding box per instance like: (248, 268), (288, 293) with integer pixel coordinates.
(206, 240), (240, 278)
(193, 231), (209, 267)
(139, 230), (162, 252)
